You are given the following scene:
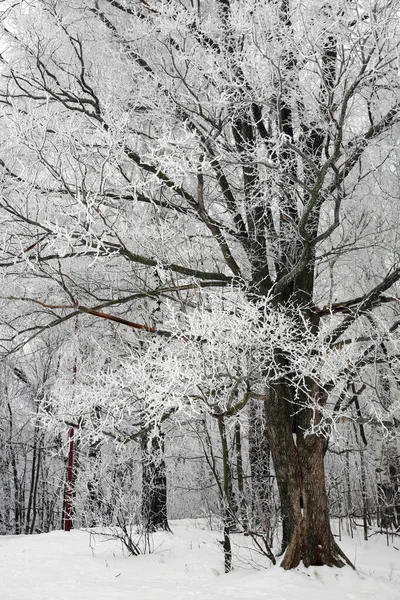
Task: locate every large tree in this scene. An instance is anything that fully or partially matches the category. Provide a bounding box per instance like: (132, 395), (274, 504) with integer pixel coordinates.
(0, 0), (400, 569)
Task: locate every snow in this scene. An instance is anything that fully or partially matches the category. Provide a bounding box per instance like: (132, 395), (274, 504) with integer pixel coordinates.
(0, 520), (399, 600)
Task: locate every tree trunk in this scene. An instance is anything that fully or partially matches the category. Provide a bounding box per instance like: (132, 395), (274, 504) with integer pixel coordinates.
(265, 384), (353, 570)
(87, 440), (102, 528)
(86, 408), (103, 527)
(234, 421), (247, 530)
(141, 426), (171, 533)
(7, 402), (21, 534)
(248, 398), (272, 536)
(63, 427), (75, 532)
(359, 446), (369, 541)
(218, 415), (233, 573)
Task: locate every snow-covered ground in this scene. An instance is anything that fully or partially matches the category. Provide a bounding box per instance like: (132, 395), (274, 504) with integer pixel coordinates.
(0, 520), (399, 600)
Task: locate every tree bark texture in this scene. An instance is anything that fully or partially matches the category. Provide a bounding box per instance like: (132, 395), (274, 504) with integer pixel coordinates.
(265, 383), (353, 569)
(141, 427), (170, 533)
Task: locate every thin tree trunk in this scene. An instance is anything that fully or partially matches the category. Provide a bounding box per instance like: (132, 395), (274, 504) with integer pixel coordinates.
(234, 421), (247, 530)
(63, 427), (75, 532)
(359, 447), (369, 541)
(25, 432), (37, 534)
(345, 446), (353, 537)
(25, 411), (42, 535)
(218, 415), (232, 573)
(29, 442), (42, 534)
(7, 402), (21, 534)
(87, 408), (102, 527)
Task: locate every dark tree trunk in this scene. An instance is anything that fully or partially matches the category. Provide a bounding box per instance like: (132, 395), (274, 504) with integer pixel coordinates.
(218, 415), (233, 572)
(86, 438), (102, 528)
(7, 402), (21, 534)
(377, 461), (400, 531)
(141, 426), (171, 533)
(25, 411), (42, 535)
(359, 447), (369, 541)
(265, 383), (353, 569)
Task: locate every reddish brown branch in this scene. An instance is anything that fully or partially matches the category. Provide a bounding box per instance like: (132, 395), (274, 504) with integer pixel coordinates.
(316, 294), (399, 316)
(9, 296), (187, 340)
(79, 306), (172, 337)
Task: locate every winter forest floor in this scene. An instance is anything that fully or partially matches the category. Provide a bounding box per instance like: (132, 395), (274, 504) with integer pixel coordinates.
(0, 519), (399, 600)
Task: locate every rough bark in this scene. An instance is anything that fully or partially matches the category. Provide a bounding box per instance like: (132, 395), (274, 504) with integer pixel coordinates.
(265, 383), (354, 569)
(141, 427), (171, 533)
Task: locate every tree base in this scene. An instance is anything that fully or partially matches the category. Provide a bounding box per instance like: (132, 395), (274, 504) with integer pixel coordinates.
(280, 525), (355, 570)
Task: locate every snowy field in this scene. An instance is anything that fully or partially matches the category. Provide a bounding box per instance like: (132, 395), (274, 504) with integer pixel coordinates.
(0, 519), (399, 600)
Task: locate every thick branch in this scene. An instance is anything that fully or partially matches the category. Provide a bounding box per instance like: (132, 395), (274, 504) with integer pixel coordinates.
(328, 266), (400, 345)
